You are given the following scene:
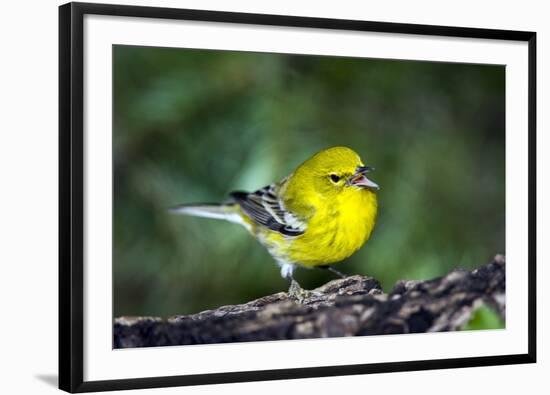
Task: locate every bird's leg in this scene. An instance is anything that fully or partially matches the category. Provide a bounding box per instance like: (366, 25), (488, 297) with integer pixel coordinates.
(280, 262), (305, 300)
(280, 262), (323, 302)
(318, 265), (347, 279)
(287, 274), (313, 303)
(288, 276), (305, 299)
(287, 275), (325, 302)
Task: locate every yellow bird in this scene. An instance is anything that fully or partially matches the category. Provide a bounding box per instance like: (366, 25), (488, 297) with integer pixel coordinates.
(170, 146), (379, 298)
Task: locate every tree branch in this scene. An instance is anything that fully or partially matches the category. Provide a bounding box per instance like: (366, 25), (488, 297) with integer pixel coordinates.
(114, 255), (505, 348)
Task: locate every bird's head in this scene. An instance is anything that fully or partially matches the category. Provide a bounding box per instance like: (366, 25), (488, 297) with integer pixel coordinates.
(286, 146), (379, 202)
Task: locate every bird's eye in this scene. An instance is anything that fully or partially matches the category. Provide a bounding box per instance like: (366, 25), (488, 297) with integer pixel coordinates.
(329, 174), (341, 183)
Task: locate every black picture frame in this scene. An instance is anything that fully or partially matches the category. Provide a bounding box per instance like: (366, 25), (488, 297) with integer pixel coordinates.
(59, 2), (537, 392)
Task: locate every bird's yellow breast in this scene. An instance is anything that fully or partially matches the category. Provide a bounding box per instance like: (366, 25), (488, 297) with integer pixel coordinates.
(259, 188), (377, 267)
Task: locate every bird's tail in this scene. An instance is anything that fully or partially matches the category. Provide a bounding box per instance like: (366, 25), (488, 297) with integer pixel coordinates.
(169, 202), (244, 225)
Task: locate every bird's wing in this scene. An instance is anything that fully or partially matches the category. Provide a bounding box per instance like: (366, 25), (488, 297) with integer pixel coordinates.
(229, 184), (305, 237)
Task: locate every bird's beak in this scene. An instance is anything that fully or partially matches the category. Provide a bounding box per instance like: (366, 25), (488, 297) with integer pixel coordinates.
(349, 166), (379, 190)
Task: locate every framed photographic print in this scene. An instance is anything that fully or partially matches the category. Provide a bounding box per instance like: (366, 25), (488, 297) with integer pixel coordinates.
(59, 2), (537, 392)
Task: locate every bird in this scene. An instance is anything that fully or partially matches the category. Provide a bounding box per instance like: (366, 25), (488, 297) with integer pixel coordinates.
(170, 146), (379, 299)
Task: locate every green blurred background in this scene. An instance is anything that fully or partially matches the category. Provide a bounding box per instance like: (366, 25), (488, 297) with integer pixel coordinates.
(113, 45), (505, 318)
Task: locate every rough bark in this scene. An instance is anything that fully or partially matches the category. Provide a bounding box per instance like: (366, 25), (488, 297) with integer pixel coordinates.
(114, 255), (505, 348)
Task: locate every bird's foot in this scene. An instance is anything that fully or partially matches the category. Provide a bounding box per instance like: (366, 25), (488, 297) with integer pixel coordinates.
(288, 279), (323, 303)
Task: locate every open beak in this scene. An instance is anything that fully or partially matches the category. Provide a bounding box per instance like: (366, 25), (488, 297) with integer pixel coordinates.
(349, 165), (379, 190)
